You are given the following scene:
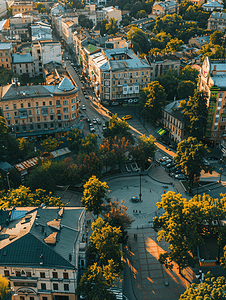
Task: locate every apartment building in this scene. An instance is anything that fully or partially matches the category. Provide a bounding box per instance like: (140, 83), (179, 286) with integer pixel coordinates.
(12, 53), (35, 77)
(152, 0), (178, 16)
(203, 0), (223, 12)
(161, 100), (187, 144)
(11, 0), (33, 16)
(146, 54), (180, 79)
(0, 206), (86, 300)
(62, 20), (77, 47)
(207, 12), (226, 31)
(88, 47), (151, 104)
(0, 1), (7, 18)
(0, 76), (79, 139)
(31, 22), (52, 41)
(102, 6), (122, 25)
(188, 35), (210, 49)
(0, 42), (12, 69)
(199, 56), (226, 147)
(9, 14), (34, 41)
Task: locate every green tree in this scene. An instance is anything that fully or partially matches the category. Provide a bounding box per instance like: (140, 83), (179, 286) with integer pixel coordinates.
(136, 10), (147, 19)
(79, 15), (93, 29)
(174, 137), (211, 188)
(177, 80), (196, 99)
(40, 136), (62, 153)
(0, 275), (9, 300)
(179, 273), (226, 299)
(81, 176), (109, 216)
(99, 139), (117, 172)
(18, 138), (35, 160)
(0, 117), (9, 160)
(157, 68), (179, 100)
(102, 200), (134, 244)
(179, 65), (199, 82)
(210, 30), (224, 46)
(81, 134), (98, 155)
(127, 26), (150, 54)
(139, 81), (167, 124)
(0, 185), (62, 208)
(103, 114), (133, 143)
(77, 152), (102, 180)
(180, 90), (208, 139)
(150, 32), (172, 50)
(35, 2), (46, 13)
(66, 128), (81, 153)
(100, 18), (108, 36)
(106, 18), (118, 35)
(131, 135), (157, 170)
(165, 38), (184, 53)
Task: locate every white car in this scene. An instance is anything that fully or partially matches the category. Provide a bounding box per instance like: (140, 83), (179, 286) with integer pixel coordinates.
(84, 95), (89, 99)
(81, 105), (86, 110)
(175, 174), (186, 180)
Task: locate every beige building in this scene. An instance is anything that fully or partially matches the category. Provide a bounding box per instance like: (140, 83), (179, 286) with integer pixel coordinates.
(199, 56), (226, 147)
(0, 206), (87, 300)
(88, 47), (151, 104)
(11, 0), (33, 16)
(12, 53), (35, 77)
(0, 76), (79, 139)
(207, 12), (226, 32)
(102, 6), (122, 25)
(152, 0), (178, 16)
(0, 42), (12, 69)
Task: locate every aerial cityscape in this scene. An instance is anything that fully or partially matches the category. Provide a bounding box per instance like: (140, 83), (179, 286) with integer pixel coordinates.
(1, 0), (226, 299)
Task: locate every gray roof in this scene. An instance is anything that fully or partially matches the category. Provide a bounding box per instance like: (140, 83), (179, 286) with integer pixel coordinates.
(12, 53), (34, 64)
(0, 43), (12, 50)
(209, 12), (226, 19)
(203, 0), (223, 7)
(0, 207), (85, 269)
(153, 0), (177, 8)
(57, 76), (75, 91)
(163, 99), (186, 122)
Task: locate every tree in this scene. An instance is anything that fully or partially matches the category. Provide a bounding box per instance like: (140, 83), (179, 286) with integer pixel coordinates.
(177, 80), (196, 99)
(40, 136), (62, 153)
(79, 15), (93, 29)
(139, 81), (167, 124)
(0, 185), (63, 208)
(0, 275), (9, 300)
(164, 38), (184, 53)
(127, 26), (150, 54)
(131, 135), (157, 170)
(18, 138), (35, 160)
(81, 176), (109, 216)
(210, 30), (224, 46)
(106, 18), (118, 35)
(136, 10), (147, 19)
(157, 68), (179, 100)
(99, 139), (117, 172)
(35, 2), (46, 13)
(0, 67), (14, 86)
(179, 272), (226, 299)
(153, 192), (226, 273)
(66, 128), (81, 153)
(100, 18), (108, 36)
(81, 134), (98, 155)
(102, 200), (134, 244)
(77, 152), (102, 180)
(150, 32), (172, 50)
(111, 136), (131, 169)
(103, 114), (133, 143)
(0, 117), (9, 160)
(180, 90), (208, 139)
(174, 137), (211, 188)
(179, 65), (199, 82)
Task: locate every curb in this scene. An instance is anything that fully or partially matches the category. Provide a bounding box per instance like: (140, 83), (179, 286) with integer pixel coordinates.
(147, 173), (173, 185)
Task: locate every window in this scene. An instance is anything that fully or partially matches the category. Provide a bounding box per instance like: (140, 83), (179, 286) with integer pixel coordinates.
(64, 115), (69, 120)
(49, 101), (52, 106)
(36, 109), (40, 115)
(50, 115), (54, 120)
(64, 284), (69, 291)
(36, 102), (38, 107)
(41, 283), (46, 290)
(43, 102), (45, 106)
(20, 297), (24, 300)
(124, 73), (127, 78)
(42, 298), (47, 300)
(44, 123), (47, 128)
(63, 107), (68, 113)
(30, 297), (34, 300)
(56, 100), (60, 106)
(42, 108), (48, 115)
(63, 100), (68, 105)
(4, 270), (9, 276)
(53, 283), (58, 290)
(6, 113), (9, 118)
(50, 108), (54, 114)
(38, 124), (41, 129)
(71, 98), (75, 104)
(5, 105), (8, 110)
(37, 116), (40, 122)
(27, 102), (31, 107)
(13, 104), (16, 109)
(52, 272), (58, 278)
(21, 103), (23, 108)
(28, 110), (32, 115)
(26, 272), (31, 277)
(72, 105), (75, 111)
(16, 271), (21, 277)
(63, 272), (68, 279)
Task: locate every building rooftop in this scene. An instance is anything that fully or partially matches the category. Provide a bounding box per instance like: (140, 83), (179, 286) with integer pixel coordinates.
(203, 0), (223, 7)
(0, 42), (12, 50)
(209, 11), (226, 19)
(153, 0), (177, 8)
(12, 53), (34, 63)
(0, 206), (85, 269)
(163, 99), (186, 122)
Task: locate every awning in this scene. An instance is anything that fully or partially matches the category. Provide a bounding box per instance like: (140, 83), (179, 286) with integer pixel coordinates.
(157, 128), (166, 136)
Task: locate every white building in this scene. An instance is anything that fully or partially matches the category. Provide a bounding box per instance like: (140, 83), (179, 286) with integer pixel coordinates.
(202, 0), (223, 12)
(102, 6), (122, 25)
(0, 1), (7, 18)
(31, 22), (52, 41)
(40, 40), (62, 66)
(0, 206), (86, 300)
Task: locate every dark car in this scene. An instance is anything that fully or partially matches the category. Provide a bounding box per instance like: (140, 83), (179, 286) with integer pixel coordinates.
(166, 162), (176, 169)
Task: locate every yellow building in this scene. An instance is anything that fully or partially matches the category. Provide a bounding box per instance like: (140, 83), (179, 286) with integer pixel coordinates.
(0, 76), (79, 139)
(11, 0), (33, 16)
(0, 42), (12, 69)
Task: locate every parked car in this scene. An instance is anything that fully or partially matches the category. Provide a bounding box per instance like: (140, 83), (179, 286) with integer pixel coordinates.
(166, 162), (176, 169)
(159, 156), (169, 162)
(90, 127), (95, 133)
(87, 118), (91, 124)
(97, 118), (102, 125)
(93, 118), (97, 124)
(162, 159), (172, 166)
(82, 105), (86, 110)
(175, 174), (186, 180)
(102, 125), (107, 130)
(85, 95), (89, 99)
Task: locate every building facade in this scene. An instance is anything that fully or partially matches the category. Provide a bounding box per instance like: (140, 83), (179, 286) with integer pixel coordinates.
(0, 206), (87, 300)
(152, 0), (178, 16)
(199, 56), (226, 147)
(207, 12), (226, 31)
(0, 42), (12, 69)
(202, 0), (223, 12)
(12, 53), (35, 77)
(0, 1), (7, 18)
(0, 76), (79, 139)
(11, 0), (33, 16)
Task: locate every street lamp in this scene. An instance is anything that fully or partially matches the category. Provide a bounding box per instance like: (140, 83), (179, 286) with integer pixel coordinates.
(137, 168), (142, 202)
(6, 172), (11, 191)
(219, 158), (224, 184)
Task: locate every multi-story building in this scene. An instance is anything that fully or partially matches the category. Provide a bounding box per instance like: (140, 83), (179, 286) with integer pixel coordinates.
(161, 100), (187, 144)
(0, 42), (12, 69)
(0, 0), (7, 18)
(62, 20), (77, 48)
(31, 22), (52, 41)
(199, 56), (226, 147)
(207, 12), (226, 31)
(146, 54), (180, 79)
(0, 205), (87, 300)
(88, 47), (151, 104)
(152, 0), (178, 16)
(188, 35), (210, 49)
(102, 6), (122, 25)
(9, 14), (34, 41)
(203, 0), (223, 12)
(189, 0), (205, 4)
(11, 0), (33, 16)
(0, 76), (79, 139)
(12, 53), (35, 77)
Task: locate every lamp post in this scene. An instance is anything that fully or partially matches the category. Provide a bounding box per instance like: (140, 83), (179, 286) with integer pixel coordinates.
(137, 168), (142, 202)
(6, 172), (11, 191)
(219, 158), (224, 184)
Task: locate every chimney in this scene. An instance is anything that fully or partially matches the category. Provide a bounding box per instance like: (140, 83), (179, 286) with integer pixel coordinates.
(212, 65), (217, 75)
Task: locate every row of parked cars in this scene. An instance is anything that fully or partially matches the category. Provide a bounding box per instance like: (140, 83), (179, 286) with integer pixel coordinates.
(159, 157), (186, 180)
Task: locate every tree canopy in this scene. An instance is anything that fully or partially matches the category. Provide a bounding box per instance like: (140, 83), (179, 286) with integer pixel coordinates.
(174, 137), (211, 188)
(0, 275), (9, 300)
(40, 136), (62, 153)
(127, 26), (150, 54)
(139, 81), (167, 124)
(81, 176), (109, 216)
(106, 18), (118, 35)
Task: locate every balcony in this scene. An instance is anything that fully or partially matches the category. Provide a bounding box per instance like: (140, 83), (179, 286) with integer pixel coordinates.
(37, 289), (52, 294)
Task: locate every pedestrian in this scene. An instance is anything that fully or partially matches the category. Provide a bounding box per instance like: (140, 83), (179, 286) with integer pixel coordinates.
(164, 190), (166, 193)
(150, 188), (151, 192)
(129, 245), (131, 251)
(127, 185), (129, 189)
